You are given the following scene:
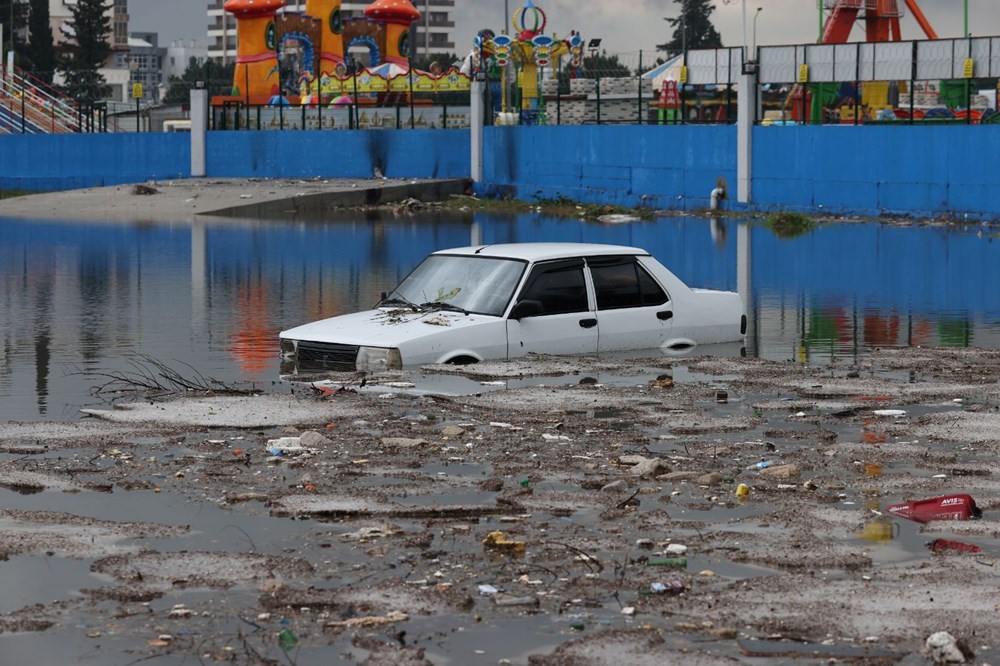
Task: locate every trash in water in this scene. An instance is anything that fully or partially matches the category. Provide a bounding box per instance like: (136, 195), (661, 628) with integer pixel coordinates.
(864, 462), (884, 477)
(873, 409), (907, 417)
(649, 580), (686, 595)
(928, 538), (982, 554)
(858, 520), (898, 543)
(493, 594), (538, 607)
(265, 437), (307, 455)
(278, 628), (298, 651)
(715, 390), (728, 403)
(886, 494), (981, 523)
(478, 584), (500, 597)
(482, 531), (526, 554)
(925, 631), (974, 664)
(647, 557), (687, 568)
(735, 483), (750, 498)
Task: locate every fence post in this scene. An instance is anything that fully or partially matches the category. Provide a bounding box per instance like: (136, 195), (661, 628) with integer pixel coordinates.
(596, 73), (601, 125)
(556, 59), (562, 125)
(637, 50), (643, 124)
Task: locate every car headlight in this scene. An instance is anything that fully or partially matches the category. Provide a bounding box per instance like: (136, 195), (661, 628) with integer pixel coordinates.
(279, 338), (297, 357)
(357, 346), (402, 371)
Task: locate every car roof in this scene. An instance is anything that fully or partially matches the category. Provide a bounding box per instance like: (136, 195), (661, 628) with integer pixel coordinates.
(433, 243), (650, 262)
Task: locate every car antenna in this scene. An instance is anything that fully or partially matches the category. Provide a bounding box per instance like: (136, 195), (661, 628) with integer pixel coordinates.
(474, 245), (490, 254)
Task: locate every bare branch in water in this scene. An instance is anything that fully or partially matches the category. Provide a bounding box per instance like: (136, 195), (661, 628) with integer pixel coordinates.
(70, 354), (257, 400)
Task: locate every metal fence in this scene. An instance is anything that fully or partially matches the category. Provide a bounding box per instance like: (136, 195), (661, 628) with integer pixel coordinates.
(4, 37), (999, 133)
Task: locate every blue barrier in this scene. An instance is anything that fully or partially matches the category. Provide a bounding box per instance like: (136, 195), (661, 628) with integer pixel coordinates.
(0, 133), (190, 191)
(477, 125), (738, 210)
(206, 129), (469, 179)
(2, 123), (999, 217)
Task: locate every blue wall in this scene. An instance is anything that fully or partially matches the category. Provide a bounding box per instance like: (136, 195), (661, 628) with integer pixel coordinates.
(752, 125), (1000, 216)
(0, 133), (190, 191)
(3, 124), (999, 218)
(206, 129), (469, 179)
(478, 125), (738, 210)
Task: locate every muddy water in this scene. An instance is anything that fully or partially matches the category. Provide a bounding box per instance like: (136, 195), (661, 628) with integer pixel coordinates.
(1, 212), (998, 421)
(1, 212), (1000, 663)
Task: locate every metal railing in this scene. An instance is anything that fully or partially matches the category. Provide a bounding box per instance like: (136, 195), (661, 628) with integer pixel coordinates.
(0, 67), (80, 133)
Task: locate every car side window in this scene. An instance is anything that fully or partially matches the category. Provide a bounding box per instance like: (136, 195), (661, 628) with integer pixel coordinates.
(590, 256), (668, 310)
(518, 260), (589, 315)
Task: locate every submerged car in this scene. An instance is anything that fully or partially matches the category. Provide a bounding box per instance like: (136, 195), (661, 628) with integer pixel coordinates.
(279, 243), (746, 373)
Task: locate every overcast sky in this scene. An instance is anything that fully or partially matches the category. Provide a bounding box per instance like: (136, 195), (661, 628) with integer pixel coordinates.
(130, 0), (1000, 59)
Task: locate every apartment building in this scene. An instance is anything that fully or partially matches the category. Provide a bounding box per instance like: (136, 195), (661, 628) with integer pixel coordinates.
(49, 0), (130, 51)
(207, 0), (455, 65)
(50, 0), (132, 102)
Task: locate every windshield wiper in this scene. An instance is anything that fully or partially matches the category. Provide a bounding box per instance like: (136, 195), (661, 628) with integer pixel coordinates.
(421, 301), (471, 315)
(379, 294), (421, 310)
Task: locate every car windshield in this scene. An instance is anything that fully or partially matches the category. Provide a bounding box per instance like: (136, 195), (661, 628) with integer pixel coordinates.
(387, 254), (526, 317)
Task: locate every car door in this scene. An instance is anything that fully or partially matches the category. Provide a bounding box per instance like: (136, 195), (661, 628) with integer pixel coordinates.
(587, 256), (674, 352)
(506, 258), (599, 358)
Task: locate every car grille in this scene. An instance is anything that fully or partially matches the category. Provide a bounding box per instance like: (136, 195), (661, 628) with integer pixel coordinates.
(295, 341), (359, 371)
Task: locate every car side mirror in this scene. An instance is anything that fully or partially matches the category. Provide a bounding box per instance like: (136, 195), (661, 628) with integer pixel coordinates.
(509, 299), (543, 320)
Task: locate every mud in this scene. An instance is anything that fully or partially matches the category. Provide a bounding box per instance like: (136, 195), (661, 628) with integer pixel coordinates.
(1, 347), (999, 664)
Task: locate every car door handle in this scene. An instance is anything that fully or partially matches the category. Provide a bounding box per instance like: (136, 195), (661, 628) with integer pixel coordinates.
(579, 318), (597, 329)
(657, 310), (673, 321)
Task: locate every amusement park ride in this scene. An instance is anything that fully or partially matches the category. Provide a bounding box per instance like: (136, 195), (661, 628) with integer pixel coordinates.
(783, 0), (988, 124)
(821, 0), (938, 44)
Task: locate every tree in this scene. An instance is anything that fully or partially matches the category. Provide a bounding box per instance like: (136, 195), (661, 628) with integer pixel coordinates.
(0, 0), (28, 59)
(163, 58), (235, 105)
(582, 52), (631, 79)
(58, 0), (111, 103)
(26, 0), (54, 82)
(658, 0), (723, 56)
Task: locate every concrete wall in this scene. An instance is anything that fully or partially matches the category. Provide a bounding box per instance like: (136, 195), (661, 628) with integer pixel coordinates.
(752, 125), (999, 216)
(478, 125), (738, 210)
(206, 130), (470, 180)
(2, 124), (999, 218)
(0, 133), (190, 191)
(476, 124), (1000, 217)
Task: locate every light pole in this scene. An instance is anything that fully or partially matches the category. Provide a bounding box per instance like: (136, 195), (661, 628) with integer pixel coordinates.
(752, 7), (762, 57)
(741, 0), (747, 59)
(504, 0), (509, 35)
(664, 0), (687, 56)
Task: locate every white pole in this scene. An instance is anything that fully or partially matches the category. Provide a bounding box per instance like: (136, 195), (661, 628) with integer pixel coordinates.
(470, 80), (484, 182)
(190, 88), (208, 177)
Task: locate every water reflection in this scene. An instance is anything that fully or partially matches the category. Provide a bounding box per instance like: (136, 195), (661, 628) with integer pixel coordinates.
(0, 213), (997, 421)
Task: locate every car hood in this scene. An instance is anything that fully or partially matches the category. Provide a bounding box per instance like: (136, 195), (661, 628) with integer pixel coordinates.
(280, 308), (498, 347)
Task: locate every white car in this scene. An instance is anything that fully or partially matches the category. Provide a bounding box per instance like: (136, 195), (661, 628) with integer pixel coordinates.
(279, 243), (746, 373)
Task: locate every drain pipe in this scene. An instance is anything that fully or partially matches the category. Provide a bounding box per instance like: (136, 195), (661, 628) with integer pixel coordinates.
(710, 186), (726, 211)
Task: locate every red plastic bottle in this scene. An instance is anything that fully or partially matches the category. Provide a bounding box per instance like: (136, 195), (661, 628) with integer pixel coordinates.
(928, 538), (982, 554)
(885, 494), (981, 523)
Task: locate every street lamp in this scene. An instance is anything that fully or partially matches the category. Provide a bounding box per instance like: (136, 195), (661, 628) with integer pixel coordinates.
(752, 7), (763, 58)
(504, 0), (509, 35)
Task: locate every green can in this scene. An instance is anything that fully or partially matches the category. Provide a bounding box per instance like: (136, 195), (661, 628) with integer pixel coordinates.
(646, 557), (687, 568)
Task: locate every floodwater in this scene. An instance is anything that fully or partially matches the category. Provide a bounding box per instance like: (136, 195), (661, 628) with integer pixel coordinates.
(1, 211), (998, 422)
